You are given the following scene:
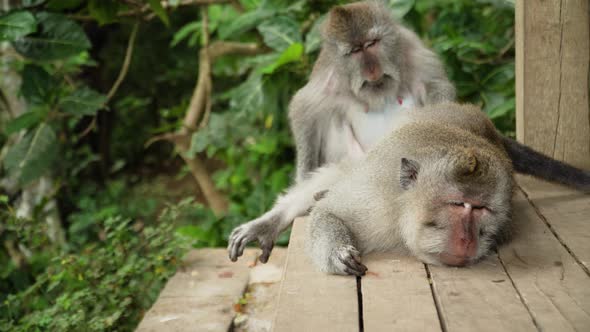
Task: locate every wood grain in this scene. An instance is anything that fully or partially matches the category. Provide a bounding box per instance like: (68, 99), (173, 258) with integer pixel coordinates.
(429, 255), (536, 332)
(136, 249), (257, 332)
(361, 252), (440, 332)
(498, 191), (590, 331)
(515, 0), (590, 168)
(272, 218), (359, 332)
(517, 176), (590, 271)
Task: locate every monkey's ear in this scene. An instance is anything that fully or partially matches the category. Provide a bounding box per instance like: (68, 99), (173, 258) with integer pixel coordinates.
(400, 158), (420, 190)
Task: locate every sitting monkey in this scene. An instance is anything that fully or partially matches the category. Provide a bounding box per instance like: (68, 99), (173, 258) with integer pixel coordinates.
(307, 102), (515, 275)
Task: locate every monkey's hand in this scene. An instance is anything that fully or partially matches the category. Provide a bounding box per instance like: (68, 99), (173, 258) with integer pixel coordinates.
(228, 218), (278, 263)
(329, 245), (367, 276)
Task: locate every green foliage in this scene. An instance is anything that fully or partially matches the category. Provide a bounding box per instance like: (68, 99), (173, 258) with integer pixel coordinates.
(0, 11), (37, 41)
(4, 123), (58, 185)
(13, 12), (91, 61)
(403, 0), (516, 134)
(1, 207), (188, 331)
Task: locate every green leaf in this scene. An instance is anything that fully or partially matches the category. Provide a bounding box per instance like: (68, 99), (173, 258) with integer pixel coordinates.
(218, 9), (275, 40)
(88, 0), (120, 26)
(388, 0), (415, 19)
(147, 0), (170, 27)
(261, 42), (303, 74)
(5, 111), (44, 135)
(59, 87), (107, 116)
(0, 11), (37, 42)
(486, 96), (515, 119)
(304, 14), (325, 54)
(13, 12), (91, 60)
(4, 123), (58, 185)
(20, 64), (56, 105)
(257, 16), (301, 51)
(170, 21), (200, 47)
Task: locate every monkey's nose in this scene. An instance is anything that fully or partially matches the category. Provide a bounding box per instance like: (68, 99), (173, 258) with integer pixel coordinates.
(366, 73), (383, 83)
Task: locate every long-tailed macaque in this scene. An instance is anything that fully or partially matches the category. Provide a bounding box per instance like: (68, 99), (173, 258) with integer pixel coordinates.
(228, 2), (590, 264)
(307, 103), (514, 275)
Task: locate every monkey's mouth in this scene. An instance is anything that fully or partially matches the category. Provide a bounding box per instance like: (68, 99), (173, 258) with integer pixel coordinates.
(361, 75), (392, 90)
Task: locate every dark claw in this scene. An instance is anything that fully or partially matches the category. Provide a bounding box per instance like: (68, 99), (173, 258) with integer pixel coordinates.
(259, 241), (274, 263)
(344, 267), (366, 276)
(339, 251), (367, 276)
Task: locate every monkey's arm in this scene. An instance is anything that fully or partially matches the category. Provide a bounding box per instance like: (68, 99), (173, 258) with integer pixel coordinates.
(290, 110), (322, 182)
(228, 163), (349, 263)
(501, 136), (590, 193)
(307, 207), (367, 276)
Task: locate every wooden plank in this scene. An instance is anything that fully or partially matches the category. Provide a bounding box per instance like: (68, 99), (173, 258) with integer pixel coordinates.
(498, 191), (590, 331)
(518, 176), (590, 271)
(515, 0), (590, 169)
(235, 248), (287, 332)
(272, 218), (358, 332)
(429, 255), (536, 332)
(136, 248), (257, 332)
(361, 252), (440, 332)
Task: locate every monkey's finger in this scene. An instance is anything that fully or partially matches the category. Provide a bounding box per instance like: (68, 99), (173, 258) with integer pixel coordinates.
(344, 267), (366, 277)
(341, 256), (367, 275)
(259, 241), (274, 264)
(228, 239), (240, 261)
(236, 234), (252, 259)
(229, 226), (245, 243)
(229, 234), (248, 262)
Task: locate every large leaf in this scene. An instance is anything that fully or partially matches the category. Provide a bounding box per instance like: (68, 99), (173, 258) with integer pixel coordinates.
(261, 42), (303, 74)
(4, 123), (58, 185)
(218, 9), (275, 40)
(0, 11), (36, 42)
(13, 12), (91, 60)
(20, 64), (56, 105)
(257, 16), (301, 51)
(147, 0), (170, 27)
(59, 87), (107, 116)
(5, 110), (45, 135)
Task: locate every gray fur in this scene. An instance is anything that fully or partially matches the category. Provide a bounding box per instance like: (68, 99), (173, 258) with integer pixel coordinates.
(307, 103), (515, 274)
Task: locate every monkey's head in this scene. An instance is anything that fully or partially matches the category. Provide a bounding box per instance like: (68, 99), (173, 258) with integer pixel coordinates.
(397, 148), (514, 267)
(322, 1), (403, 109)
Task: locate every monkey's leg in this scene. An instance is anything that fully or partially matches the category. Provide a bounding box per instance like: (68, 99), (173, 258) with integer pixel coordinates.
(307, 209), (367, 276)
(228, 165), (345, 263)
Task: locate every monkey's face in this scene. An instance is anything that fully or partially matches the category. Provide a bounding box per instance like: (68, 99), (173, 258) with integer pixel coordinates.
(324, 2), (402, 110)
(397, 153), (513, 267)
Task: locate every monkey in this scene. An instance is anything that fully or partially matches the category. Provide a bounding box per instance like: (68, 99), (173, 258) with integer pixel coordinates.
(307, 102), (515, 275)
(229, 1), (455, 263)
(228, 2), (590, 264)
(229, 101), (590, 265)
(291, 1), (455, 183)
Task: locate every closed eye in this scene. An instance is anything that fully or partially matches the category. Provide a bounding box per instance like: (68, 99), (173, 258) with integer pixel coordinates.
(350, 46), (362, 54)
(364, 39), (379, 48)
(424, 221), (444, 230)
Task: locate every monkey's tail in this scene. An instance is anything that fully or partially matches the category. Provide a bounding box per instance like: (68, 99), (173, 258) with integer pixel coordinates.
(501, 137), (590, 193)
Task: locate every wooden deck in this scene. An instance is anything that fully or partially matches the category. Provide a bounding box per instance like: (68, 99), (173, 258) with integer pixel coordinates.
(138, 177), (590, 331)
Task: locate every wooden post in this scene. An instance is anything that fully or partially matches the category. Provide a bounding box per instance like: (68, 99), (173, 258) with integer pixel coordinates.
(515, 0), (590, 169)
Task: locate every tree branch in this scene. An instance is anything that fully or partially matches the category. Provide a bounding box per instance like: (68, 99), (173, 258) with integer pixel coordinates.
(106, 21), (139, 102)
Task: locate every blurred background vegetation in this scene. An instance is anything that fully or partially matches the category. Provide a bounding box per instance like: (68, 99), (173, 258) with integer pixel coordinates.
(0, 0), (515, 330)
